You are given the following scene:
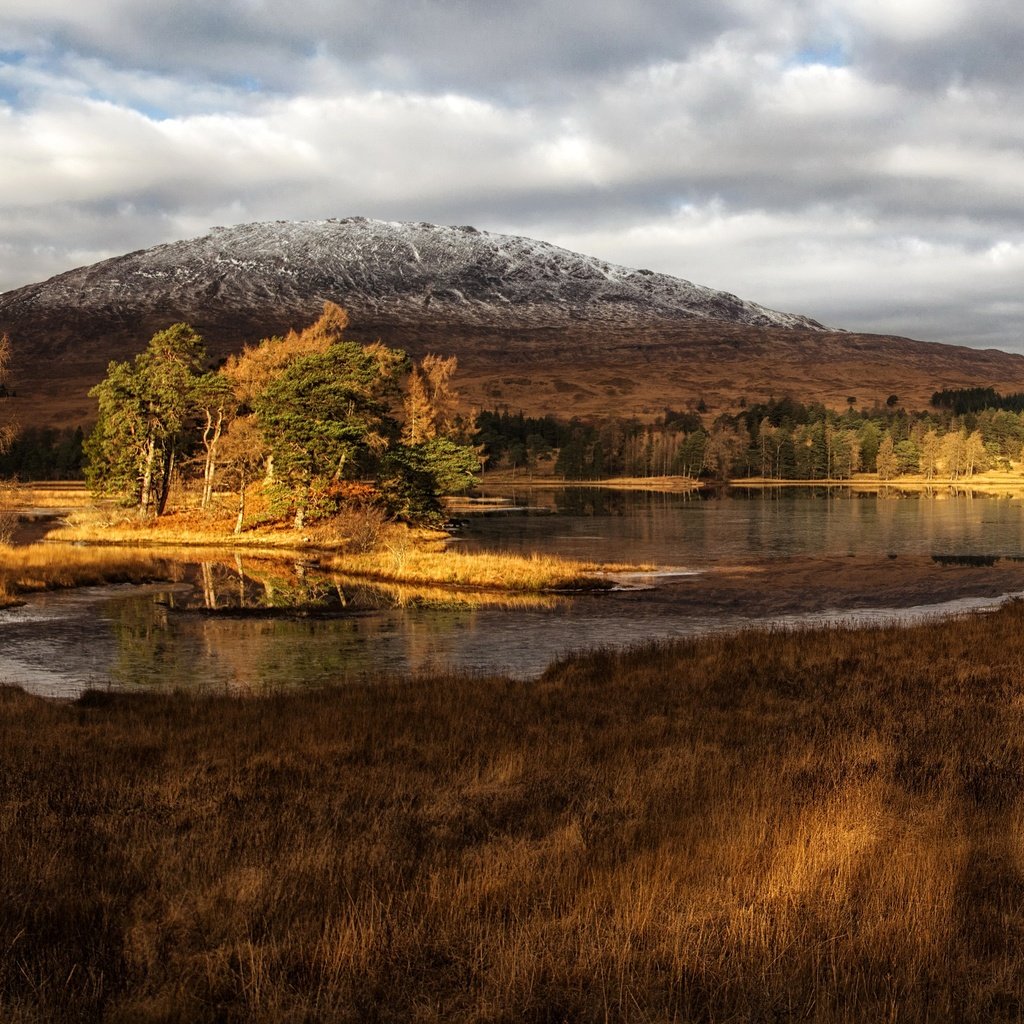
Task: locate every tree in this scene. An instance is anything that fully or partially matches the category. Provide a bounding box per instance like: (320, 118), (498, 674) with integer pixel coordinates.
(919, 429), (941, 480)
(942, 429), (967, 479)
(859, 421), (881, 473)
(194, 373), (234, 510)
(255, 341), (406, 528)
(218, 416), (267, 534)
(220, 302), (346, 407)
(704, 424), (746, 479)
(876, 433), (899, 480)
(378, 438), (479, 524)
(964, 429), (988, 478)
(85, 324), (209, 513)
(401, 354), (460, 445)
(402, 366), (433, 445)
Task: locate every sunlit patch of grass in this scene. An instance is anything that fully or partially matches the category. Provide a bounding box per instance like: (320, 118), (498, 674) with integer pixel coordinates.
(6, 482), (93, 507)
(330, 572), (563, 610)
(325, 545), (626, 591)
(0, 543), (172, 606)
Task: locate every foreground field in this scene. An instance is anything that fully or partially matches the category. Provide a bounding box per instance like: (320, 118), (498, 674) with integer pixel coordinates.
(5, 605), (1024, 1021)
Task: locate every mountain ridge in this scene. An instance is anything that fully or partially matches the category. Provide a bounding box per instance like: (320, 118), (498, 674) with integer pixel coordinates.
(2, 218), (1024, 427)
(0, 217), (827, 352)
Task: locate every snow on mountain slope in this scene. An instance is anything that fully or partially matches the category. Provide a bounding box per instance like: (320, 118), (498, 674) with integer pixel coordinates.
(0, 218), (827, 337)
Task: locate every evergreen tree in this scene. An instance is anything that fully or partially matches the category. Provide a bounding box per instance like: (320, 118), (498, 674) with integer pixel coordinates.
(378, 438), (479, 523)
(254, 342), (406, 528)
(85, 324), (208, 513)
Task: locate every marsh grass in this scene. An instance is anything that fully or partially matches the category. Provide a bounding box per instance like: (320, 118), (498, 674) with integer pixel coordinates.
(50, 508), (621, 592)
(7, 606), (1024, 1020)
(0, 543), (172, 607)
(324, 546), (623, 591)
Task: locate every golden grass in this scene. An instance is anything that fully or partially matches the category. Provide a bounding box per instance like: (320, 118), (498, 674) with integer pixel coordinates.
(0, 543), (172, 607)
(7, 606), (1024, 1019)
(734, 470), (1024, 495)
(5, 482), (93, 508)
(47, 504), (628, 592)
(324, 546), (625, 591)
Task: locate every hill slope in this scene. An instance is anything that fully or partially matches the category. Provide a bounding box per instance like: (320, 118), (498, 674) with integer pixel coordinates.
(2, 218), (1023, 425)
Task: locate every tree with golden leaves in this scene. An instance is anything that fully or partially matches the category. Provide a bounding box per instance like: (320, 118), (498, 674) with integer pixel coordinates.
(402, 353), (460, 444)
(220, 302), (348, 406)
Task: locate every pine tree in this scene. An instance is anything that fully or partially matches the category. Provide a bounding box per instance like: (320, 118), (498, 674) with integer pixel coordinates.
(254, 342), (406, 528)
(85, 324), (208, 514)
(876, 434), (899, 480)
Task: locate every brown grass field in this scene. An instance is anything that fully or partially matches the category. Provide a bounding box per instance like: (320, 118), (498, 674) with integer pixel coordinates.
(6, 605), (1024, 1021)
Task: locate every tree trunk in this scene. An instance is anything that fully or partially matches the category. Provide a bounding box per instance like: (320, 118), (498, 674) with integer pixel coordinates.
(234, 470), (246, 535)
(201, 409), (224, 510)
(156, 447), (175, 516)
(139, 434), (157, 514)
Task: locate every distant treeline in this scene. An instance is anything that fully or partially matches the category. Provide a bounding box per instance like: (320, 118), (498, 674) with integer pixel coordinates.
(0, 426), (85, 480)
(9, 387), (1024, 484)
(931, 386), (1024, 416)
(476, 392), (1024, 481)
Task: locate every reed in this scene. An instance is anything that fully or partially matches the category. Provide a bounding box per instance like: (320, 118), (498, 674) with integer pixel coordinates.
(6, 605), (1024, 1020)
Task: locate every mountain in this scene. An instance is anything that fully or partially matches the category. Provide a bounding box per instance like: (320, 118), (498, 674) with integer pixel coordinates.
(3, 217), (1024, 426)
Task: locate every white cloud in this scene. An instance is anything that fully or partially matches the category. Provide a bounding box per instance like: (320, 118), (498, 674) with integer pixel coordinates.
(1, 0), (1023, 350)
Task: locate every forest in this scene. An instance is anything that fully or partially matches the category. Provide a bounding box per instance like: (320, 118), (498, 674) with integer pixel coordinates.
(81, 304), (478, 527)
(477, 393), (1024, 481)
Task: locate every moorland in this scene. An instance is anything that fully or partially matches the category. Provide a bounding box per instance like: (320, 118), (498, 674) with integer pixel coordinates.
(6, 604), (1024, 1022)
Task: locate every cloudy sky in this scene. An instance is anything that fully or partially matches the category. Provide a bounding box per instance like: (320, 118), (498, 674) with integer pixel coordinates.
(1, 0), (1022, 349)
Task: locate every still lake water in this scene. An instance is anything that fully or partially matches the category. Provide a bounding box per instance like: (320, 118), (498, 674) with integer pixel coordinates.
(455, 486), (1024, 563)
(5, 488), (1024, 698)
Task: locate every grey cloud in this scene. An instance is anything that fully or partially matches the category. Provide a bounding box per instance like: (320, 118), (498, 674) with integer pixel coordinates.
(2, 1), (1024, 352)
(4, 0), (744, 98)
(840, 5), (1024, 90)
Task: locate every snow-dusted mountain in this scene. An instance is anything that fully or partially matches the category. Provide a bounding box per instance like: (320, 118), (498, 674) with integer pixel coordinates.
(6, 217), (1024, 428)
(0, 218), (825, 346)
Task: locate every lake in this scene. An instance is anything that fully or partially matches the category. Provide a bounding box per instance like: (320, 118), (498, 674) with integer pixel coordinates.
(6, 486), (1024, 698)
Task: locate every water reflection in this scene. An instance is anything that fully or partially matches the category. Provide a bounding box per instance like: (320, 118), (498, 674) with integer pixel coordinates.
(8, 489), (1024, 698)
(460, 486), (1024, 565)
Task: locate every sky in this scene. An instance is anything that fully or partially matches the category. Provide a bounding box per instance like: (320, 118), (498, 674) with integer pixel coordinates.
(1, 0), (1022, 351)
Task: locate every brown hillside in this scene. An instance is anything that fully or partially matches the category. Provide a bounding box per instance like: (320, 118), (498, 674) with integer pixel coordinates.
(3, 218), (1023, 425)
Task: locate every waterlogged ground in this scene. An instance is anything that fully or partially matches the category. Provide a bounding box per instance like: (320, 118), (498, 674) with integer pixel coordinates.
(8, 487), (1024, 697)
(5, 550), (1024, 698)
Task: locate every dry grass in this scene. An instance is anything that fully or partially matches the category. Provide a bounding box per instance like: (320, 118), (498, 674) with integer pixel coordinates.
(0, 543), (172, 608)
(7, 606), (1024, 1020)
(5, 482), (93, 508)
(324, 545), (624, 591)
(49, 505), (624, 592)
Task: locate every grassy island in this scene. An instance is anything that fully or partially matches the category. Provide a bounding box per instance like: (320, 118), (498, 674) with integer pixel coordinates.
(0, 481), (634, 608)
